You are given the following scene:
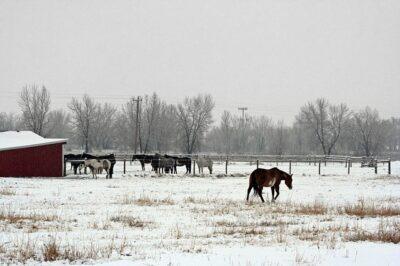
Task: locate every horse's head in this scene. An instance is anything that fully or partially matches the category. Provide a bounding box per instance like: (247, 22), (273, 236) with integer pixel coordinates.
(284, 173), (293, 190)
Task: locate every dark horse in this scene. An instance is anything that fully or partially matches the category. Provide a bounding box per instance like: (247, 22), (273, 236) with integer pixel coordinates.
(164, 155), (191, 174)
(246, 167), (293, 202)
(131, 154), (154, 171)
(64, 153), (86, 175)
(151, 153), (174, 174)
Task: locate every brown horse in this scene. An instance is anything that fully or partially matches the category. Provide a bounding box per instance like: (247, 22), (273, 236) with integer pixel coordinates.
(246, 167), (293, 202)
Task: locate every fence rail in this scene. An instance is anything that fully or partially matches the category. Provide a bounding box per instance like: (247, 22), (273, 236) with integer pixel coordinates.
(64, 154), (392, 176)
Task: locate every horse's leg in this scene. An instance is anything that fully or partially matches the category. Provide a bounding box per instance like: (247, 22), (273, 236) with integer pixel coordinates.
(258, 187), (265, 203)
(274, 185), (280, 200)
(271, 187), (275, 202)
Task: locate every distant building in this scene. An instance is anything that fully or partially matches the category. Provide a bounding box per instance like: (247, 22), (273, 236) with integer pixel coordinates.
(0, 131), (67, 177)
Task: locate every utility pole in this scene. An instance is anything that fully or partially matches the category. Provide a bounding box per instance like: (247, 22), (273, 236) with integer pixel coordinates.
(132, 96), (142, 154)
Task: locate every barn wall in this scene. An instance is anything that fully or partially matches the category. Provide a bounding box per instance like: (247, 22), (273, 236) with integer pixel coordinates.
(0, 144), (64, 177)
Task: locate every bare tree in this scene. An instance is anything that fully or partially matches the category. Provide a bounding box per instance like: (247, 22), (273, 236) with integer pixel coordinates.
(297, 98), (350, 155)
(219, 111), (234, 155)
(45, 110), (71, 138)
(387, 117), (400, 152)
(252, 115), (272, 154)
(0, 112), (20, 131)
(176, 94), (214, 154)
(141, 93), (162, 153)
(155, 103), (177, 152)
(270, 120), (288, 155)
(92, 103), (117, 149)
(353, 107), (389, 156)
(18, 84), (51, 136)
(68, 95), (98, 152)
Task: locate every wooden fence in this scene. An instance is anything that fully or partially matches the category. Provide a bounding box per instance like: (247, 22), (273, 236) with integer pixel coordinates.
(64, 154), (392, 176)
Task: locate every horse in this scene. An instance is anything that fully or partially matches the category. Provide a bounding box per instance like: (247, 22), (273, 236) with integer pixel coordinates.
(246, 167), (293, 203)
(151, 154), (175, 174)
(196, 156), (213, 174)
(64, 153), (85, 174)
(131, 154), (154, 171)
(84, 159), (111, 179)
(82, 153), (116, 178)
(84, 159), (102, 179)
(164, 155), (191, 174)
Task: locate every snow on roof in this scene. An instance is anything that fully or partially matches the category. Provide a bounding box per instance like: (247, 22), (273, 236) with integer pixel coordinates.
(0, 131), (67, 152)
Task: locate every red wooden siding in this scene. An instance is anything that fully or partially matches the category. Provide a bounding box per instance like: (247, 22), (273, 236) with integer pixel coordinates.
(0, 143), (64, 177)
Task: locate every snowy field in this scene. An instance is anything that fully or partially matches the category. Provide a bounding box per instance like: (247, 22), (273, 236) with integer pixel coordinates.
(0, 161), (399, 265)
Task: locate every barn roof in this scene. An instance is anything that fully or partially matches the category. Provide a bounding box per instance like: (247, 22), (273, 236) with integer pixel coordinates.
(0, 131), (67, 152)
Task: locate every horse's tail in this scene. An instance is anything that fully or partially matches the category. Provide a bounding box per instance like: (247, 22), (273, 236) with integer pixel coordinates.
(249, 171), (259, 196)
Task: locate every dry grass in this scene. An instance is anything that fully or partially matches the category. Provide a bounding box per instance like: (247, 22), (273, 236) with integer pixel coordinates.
(275, 225), (287, 243)
(339, 198), (400, 218)
(89, 220), (111, 230)
(170, 224), (183, 239)
(110, 215), (150, 228)
(0, 207), (58, 224)
(346, 219), (400, 244)
(119, 194), (135, 205)
(117, 193), (175, 206)
(0, 188), (16, 196)
(42, 239), (60, 261)
(214, 217), (295, 228)
(134, 194), (175, 206)
(184, 197), (236, 205)
(4, 237), (132, 263)
(213, 227), (266, 236)
(7, 237), (38, 263)
(293, 201), (328, 215)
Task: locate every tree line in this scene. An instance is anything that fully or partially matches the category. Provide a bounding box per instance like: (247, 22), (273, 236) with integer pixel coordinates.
(0, 84), (399, 157)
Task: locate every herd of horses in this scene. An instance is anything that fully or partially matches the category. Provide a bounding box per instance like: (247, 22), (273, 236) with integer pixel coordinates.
(64, 153), (214, 178)
(64, 153), (293, 203)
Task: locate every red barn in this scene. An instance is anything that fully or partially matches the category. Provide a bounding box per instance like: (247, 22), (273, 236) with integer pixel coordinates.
(0, 131), (67, 177)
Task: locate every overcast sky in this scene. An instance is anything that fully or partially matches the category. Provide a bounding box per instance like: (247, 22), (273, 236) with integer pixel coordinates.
(0, 0), (399, 123)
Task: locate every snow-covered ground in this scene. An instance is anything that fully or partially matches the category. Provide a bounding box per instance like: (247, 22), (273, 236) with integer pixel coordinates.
(0, 161), (399, 265)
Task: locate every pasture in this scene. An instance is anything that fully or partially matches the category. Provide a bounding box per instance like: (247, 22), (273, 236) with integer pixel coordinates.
(0, 161), (399, 265)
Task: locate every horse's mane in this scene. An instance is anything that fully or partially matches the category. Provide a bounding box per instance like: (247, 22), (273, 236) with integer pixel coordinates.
(271, 167), (290, 179)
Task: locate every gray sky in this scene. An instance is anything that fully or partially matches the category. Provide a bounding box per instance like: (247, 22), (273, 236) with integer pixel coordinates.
(1, 0), (399, 123)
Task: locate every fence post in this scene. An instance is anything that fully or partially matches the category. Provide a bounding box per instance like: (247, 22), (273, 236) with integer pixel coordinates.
(318, 160), (321, 175)
(225, 157), (228, 175)
(256, 159), (259, 169)
(63, 158), (67, 177)
(374, 160), (378, 174)
(289, 160), (292, 174)
(388, 158), (391, 175)
(123, 159), (126, 174)
(347, 158), (351, 174)
(193, 160), (196, 176)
